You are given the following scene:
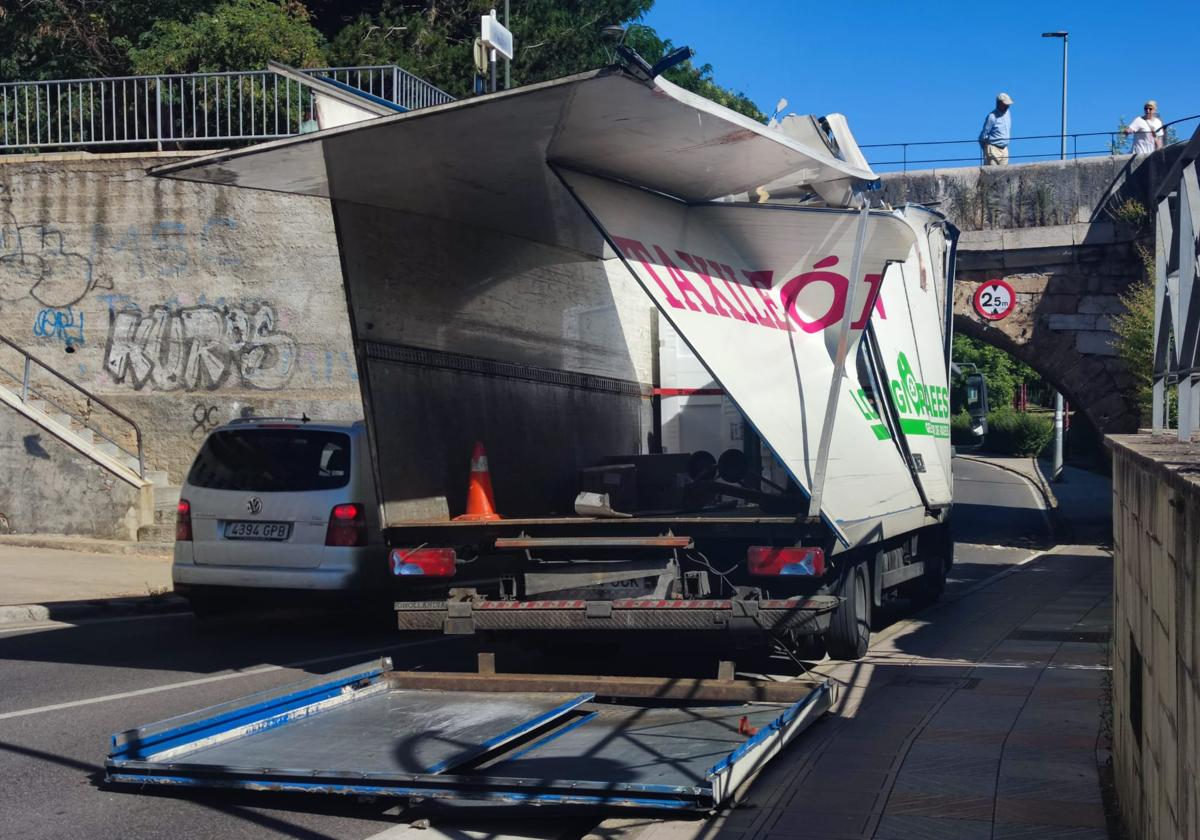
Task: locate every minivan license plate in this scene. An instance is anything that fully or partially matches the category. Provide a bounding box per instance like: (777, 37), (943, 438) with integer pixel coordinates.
(224, 521), (291, 541)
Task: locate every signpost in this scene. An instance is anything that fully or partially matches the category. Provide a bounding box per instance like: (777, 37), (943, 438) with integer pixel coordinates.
(973, 279), (1015, 321)
(481, 9), (514, 93)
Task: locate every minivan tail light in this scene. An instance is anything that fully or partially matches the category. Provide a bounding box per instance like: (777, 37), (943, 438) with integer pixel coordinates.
(175, 499), (192, 542)
(390, 548), (456, 577)
(747, 546), (825, 576)
(325, 503), (366, 547)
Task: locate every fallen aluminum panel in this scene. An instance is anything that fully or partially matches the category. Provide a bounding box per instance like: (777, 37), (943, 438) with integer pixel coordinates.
(105, 659), (832, 811)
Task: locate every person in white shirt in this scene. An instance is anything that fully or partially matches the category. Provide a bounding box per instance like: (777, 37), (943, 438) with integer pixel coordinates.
(1125, 101), (1164, 155)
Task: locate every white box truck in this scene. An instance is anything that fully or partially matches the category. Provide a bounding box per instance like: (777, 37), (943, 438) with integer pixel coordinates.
(154, 64), (964, 662)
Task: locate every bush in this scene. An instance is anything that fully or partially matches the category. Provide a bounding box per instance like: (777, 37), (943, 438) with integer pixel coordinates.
(985, 408), (1054, 457)
(950, 411), (977, 445)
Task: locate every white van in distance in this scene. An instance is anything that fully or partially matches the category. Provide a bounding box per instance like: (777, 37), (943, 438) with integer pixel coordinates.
(172, 418), (386, 617)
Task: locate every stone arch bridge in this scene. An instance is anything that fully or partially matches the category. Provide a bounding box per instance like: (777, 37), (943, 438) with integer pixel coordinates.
(878, 149), (1184, 434)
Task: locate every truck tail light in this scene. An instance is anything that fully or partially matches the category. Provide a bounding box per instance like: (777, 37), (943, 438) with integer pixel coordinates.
(325, 503), (366, 547)
(390, 547), (457, 577)
(175, 499), (192, 542)
(748, 546), (825, 577)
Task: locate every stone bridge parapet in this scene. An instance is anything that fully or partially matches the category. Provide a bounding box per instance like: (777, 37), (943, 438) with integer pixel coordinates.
(878, 149), (1189, 433)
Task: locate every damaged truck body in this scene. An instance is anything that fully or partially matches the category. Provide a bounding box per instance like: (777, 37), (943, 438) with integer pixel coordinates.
(158, 64), (958, 661)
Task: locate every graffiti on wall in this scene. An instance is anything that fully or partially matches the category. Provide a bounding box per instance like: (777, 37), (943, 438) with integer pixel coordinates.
(33, 306), (85, 347)
(191, 404), (220, 438)
(104, 302), (297, 391)
(0, 205), (98, 308)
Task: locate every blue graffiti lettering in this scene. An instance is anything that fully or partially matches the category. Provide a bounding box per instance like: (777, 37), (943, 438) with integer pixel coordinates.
(33, 306), (85, 347)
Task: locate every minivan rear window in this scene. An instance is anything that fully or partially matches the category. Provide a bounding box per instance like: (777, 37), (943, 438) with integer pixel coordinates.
(188, 429), (352, 492)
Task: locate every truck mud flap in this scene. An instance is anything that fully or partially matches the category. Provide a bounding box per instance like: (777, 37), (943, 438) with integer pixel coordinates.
(106, 658), (832, 811)
(396, 596), (840, 634)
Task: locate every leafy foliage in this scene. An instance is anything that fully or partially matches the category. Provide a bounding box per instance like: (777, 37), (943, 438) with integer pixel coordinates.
(326, 1), (764, 118)
(950, 411), (977, 446)
(952, 334), (1041, 411)
(984, 407), (1053, 456)
(129, 0), (326, 74)
(0, 0), (211, 79)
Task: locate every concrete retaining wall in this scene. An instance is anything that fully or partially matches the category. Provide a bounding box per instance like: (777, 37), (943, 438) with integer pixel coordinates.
(1109, 434), (1200, 839)
(0, 407), (142, 539)
(0, 152), (364, 537)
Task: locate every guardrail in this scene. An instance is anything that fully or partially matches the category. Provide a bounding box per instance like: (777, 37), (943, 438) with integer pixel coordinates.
(0, 65), (454, 153)
(863, 114), (1200, 172)
(0, 334), (145, 478)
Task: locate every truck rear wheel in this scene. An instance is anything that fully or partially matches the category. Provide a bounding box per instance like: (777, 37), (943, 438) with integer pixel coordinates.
(825, 562), (871, 660)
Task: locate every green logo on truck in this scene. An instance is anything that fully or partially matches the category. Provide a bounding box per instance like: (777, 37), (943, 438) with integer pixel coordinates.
(849, 352), (951, 440)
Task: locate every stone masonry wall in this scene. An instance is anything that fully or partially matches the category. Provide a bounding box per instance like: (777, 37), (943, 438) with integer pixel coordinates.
(0, 152), (363, 493)
(1109, 434), (1200, 839)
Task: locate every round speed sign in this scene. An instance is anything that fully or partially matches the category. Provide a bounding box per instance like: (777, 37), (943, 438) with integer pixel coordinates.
(973, 280), (1016, 321)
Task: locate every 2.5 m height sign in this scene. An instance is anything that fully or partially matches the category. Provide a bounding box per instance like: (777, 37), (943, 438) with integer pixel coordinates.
(973, 279), (1015, 320)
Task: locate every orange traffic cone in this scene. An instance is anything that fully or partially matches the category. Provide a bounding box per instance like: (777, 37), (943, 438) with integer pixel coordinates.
(453, 441), (502, 521)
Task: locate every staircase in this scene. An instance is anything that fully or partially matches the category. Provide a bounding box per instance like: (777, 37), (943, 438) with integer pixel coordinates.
(0, 335), (179, 542)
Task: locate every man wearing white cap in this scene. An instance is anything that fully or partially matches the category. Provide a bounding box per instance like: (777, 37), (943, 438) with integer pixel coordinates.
(979, 93), (1013, 165)
(1124, 101), (1163, 155)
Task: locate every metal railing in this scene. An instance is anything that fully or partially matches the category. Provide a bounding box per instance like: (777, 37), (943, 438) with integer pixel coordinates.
(0, 334), (145, 478)
(863, 114), (1200, 172)
(0, 65), (454, 153)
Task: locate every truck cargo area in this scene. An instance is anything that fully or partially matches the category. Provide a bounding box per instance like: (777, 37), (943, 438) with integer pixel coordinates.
(106, 658), (832, 812)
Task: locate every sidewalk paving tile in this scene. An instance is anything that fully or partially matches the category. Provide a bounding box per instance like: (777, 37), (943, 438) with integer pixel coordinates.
(892, 769), (997, 796)
(999, 759), (1102, 782)
(883, 791), (994, 820)
(767, 810), (873, 837)
(992, 824), (1109, 839)
(993, 798), (1107, 829)
(874, 814), (993, 840)
(997, 776), (1102, 803)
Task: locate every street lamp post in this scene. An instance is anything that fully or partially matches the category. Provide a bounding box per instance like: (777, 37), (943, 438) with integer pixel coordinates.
(1043, 30), (1068, 482)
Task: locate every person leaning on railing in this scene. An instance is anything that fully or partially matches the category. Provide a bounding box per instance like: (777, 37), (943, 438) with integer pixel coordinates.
(1124, 101), (1164, 155)
(979, 92), (1013, 165)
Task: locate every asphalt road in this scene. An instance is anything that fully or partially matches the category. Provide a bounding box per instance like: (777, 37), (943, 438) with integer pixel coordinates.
(0, 457), (1052, 840)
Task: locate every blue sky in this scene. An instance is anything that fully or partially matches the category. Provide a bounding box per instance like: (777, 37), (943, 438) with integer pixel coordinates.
(642, 1), (1199, 170)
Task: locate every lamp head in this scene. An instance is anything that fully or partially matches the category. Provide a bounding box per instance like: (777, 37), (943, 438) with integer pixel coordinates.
(1041, 31), (1068, 38)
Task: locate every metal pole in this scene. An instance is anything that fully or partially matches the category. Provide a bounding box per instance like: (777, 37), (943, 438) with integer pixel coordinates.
(504, 0), (511, 90)
(21, 356), (30, 402)
(1054, 37), (1065, 480)
(1060, 35), (1068, 161)
(490, 50), (497, 93)
(1053, 392), (1064, 481)
(155, 77), (163, 152)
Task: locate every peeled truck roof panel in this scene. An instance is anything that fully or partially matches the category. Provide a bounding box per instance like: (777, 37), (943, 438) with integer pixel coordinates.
(151, 69), (878, 256)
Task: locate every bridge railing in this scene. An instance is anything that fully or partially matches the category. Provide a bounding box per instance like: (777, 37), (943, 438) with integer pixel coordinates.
(0, 65), (454, 153)
(863, 114), (1200, 172)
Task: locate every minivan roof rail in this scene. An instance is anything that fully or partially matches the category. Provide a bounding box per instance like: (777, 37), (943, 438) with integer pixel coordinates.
(227, 414), (312, 425)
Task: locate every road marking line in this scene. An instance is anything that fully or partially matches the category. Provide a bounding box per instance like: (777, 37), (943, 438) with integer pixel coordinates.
(0, 638), (443, 722)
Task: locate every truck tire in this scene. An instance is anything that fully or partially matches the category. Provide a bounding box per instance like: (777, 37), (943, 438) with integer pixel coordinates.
(825, 562), (871, 660)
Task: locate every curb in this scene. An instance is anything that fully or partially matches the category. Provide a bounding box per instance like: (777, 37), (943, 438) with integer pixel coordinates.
(0, 594), (190, 626)
(0, 534), (172, 559)
(955, 454), (1059, 509)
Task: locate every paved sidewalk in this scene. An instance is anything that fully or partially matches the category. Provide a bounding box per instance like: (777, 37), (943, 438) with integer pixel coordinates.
(0, 542), (180, 623)
(602, 546), (1113, 840)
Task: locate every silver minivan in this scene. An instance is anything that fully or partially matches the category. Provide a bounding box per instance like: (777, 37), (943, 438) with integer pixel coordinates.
(172, 418), (386, 617)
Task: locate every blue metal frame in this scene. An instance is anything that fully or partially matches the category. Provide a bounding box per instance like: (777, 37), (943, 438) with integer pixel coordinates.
(106, 662), (831, 812)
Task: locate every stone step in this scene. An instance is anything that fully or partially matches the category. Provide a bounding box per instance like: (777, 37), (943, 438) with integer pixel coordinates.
(27, 398), (48, 414)
(73, 427), (95, 446)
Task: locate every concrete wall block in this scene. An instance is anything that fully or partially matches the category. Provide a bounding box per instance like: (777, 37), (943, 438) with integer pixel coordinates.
(1046, 313), (1101, 331)
(1074, 329), (1119, 356)
(1079, 294), (1127, 314)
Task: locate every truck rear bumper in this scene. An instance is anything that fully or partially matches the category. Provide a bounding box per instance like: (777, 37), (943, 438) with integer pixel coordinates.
(395, 596), (840, 634)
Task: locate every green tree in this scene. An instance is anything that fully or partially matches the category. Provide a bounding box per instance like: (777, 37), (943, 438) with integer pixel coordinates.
(129, 0), (326, 74)
(952, 334), (1041, 411)
(327, 0), (763, 118)
(0, 0), (213, 80)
